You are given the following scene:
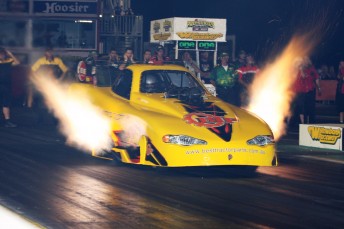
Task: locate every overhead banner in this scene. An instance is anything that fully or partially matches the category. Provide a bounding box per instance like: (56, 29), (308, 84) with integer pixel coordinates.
(33, 0), (98, 17)
(150, 17), (226, 42)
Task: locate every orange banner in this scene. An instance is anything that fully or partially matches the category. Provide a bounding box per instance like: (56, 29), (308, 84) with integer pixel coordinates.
(316, 80), (338, 101)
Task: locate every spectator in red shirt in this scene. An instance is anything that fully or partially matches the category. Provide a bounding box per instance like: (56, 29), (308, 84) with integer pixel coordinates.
(292, 56), (321, 124)
(237, 54), (259, 107)
(149, 45), (170, 65)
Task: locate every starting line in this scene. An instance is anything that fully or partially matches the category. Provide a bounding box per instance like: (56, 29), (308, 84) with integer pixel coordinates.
(299, 123), (344, 151)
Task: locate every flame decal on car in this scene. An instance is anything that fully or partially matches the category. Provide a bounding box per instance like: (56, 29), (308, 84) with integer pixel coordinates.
(181, 102), (237, 142)
(183, 112), (237, 128)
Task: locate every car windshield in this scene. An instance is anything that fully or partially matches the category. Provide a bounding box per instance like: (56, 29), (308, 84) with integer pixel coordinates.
(140, 70), (205, 94)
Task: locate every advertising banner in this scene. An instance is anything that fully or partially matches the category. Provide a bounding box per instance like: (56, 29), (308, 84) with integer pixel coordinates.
(150, 17), (226, 42)
(299, 124), (343, 151)
(33, 0), (98, 17)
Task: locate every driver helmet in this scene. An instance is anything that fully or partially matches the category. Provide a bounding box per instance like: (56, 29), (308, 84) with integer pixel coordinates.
(145, 74), (159, 92)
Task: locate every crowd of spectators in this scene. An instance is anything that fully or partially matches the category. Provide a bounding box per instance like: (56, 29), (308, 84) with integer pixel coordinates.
(318, 64), (337, 80)
(2, 44), (344, 128)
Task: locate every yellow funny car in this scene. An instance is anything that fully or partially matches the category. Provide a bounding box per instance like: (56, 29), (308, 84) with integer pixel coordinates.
(71, 64), (277, 169)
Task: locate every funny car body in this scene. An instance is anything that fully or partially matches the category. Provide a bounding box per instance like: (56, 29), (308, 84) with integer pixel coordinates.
(70, 64), (277, 170)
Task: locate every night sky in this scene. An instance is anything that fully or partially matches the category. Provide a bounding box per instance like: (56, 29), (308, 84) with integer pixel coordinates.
(132, 0), (344, 67)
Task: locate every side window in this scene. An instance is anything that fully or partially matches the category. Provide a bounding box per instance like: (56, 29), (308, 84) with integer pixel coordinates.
(140, 71), (166, 93)
(95, 65), (112, 87)
(111, 70), (133, 99)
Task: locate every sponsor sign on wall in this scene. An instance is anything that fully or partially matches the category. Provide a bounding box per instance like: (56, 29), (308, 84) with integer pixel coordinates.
(177, 41), (216, 51)
(33, 0), (98, 17)
(299, 124), (343, 150)
(150, 17), (226, 42)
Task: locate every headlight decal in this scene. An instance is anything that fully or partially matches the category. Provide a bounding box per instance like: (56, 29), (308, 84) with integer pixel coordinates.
(162, 135), (207, 146)
(247, 135), (275, 146)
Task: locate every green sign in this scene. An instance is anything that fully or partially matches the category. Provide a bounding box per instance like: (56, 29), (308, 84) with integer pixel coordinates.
(178, 41), (196, 50)
(198, 41), (216, 50)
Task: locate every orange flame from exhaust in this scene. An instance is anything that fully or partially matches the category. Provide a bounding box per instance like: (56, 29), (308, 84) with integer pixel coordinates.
(247, 35), (315, 140)
(31, 74), (113, 153)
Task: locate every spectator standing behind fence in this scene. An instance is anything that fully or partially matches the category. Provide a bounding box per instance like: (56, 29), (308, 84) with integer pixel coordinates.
(181, 51), (201, 79)
(28, 47), (68, 108)
(76, 51), (98, 84)
(107, 48), (121, 69)
(210, 52), (240, 106)
(318, 64), (332, 80)
(335, 60), (344, 123)
(149, 45), (170, 65)
(234, 50), (247, 68)
(292, 57), (321, 124)
(237, 54), (259, 107)
(142, 49), (152, 64)
(0, 47), (20, 127)
(199, 51), (214, 84)
(106, 48), (122, 81)
(119, 47), (136, 70)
